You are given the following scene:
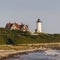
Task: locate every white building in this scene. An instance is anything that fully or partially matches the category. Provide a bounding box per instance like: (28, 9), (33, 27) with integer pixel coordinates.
(35, 19), (42, 33)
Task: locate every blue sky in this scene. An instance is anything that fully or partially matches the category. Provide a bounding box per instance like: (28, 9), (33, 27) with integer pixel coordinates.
(0, 0), (60, 33)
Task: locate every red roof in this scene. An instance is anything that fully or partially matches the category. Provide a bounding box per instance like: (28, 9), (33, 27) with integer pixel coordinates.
(14, 23), (20, 29)
(6, 22), (29, 30)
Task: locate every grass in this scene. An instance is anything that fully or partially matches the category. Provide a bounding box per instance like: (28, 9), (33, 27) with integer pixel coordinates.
(0, 45), (29, 50)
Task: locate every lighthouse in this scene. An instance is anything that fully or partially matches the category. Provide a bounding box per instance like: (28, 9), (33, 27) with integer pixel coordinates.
(36, 19), (42, 33)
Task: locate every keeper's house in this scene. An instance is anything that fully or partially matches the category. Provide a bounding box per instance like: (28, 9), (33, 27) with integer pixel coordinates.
(5, 22), (29, 31)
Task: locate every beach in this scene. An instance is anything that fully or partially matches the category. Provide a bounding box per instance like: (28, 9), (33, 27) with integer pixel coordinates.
(0, 45), (46, 59)
(0, 43), (60, 59)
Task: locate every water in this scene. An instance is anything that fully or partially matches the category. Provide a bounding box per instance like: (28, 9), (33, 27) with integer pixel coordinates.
(6, 50), (60, 60)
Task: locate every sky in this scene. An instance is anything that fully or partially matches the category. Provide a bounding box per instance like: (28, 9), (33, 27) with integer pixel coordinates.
(0, 0), (60, 33)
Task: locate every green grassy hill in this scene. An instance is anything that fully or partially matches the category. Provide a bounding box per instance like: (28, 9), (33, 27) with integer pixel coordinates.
(0, 28), (60, 45)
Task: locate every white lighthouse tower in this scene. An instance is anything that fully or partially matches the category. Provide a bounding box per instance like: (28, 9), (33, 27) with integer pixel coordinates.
(36, 19), (42, 33)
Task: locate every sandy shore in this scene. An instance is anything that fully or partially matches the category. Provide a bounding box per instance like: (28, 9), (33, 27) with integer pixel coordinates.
(0, 48), (45, 59)
(0, 43), (58, 59)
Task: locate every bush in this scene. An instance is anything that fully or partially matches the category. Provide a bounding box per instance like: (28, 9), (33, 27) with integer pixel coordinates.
(0, 28), (60, 45)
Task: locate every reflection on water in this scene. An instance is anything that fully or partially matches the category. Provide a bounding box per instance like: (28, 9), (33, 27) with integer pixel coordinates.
(6, 50), (60, 60)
